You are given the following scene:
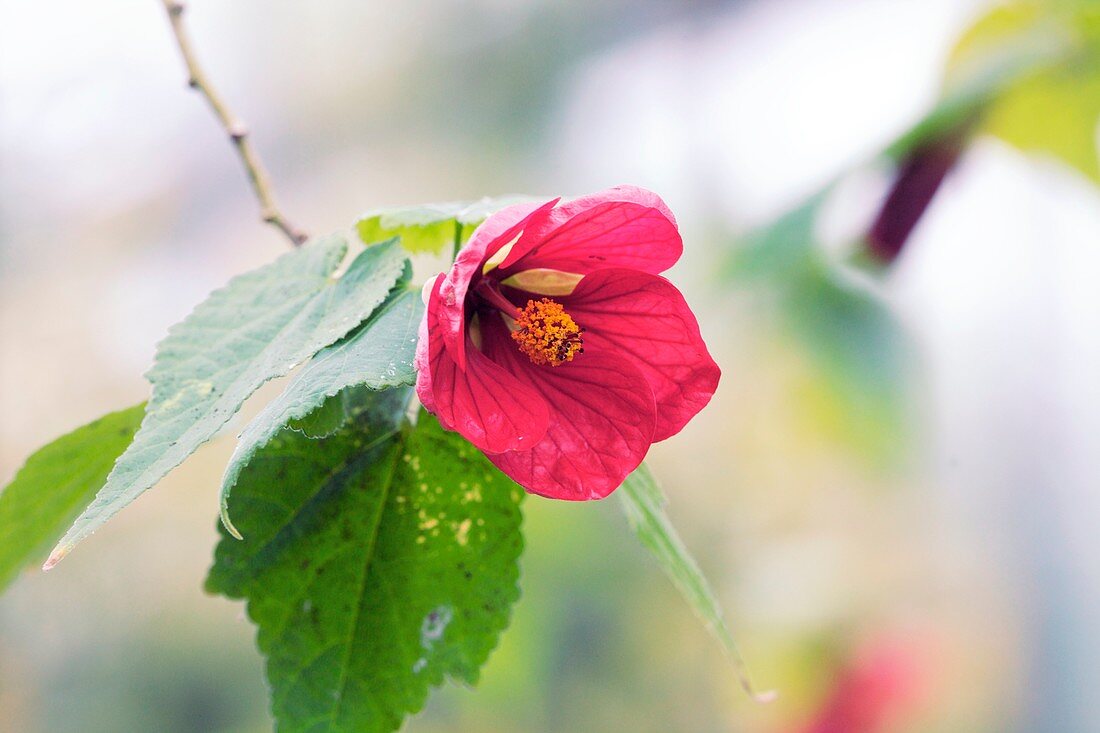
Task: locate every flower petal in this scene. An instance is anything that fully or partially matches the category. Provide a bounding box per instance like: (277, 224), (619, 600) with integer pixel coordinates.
(498, 185), (682, 275)
(562, 268), (720, 442)
(480, 314), (657, 500)
(418, 277), (550, 453)
(413, 275), (444, 415)
(437, 198), (558, 370)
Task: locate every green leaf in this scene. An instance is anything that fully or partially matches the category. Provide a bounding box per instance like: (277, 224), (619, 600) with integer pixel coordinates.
(451, 195), (542, 226)
(220, 288), (424, 537)
(47, 237), (409, 568)
(982, 59), (1100, 182)
(355, 195), (542, 255)
(783, 260), (911, 464)
(946, 0), (1100, 181)
(0, 404), (144, 590)
(206, 397), (524, 733)
(356, 202), (468, 255)
(722, 191), (828, 282)
(618, 465), (772, 701)
(286, 391), (358, 440)
(723, 191), (910, 465)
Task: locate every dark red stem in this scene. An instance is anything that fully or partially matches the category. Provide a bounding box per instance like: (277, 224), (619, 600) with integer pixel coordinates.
(866, 126), (973, 264)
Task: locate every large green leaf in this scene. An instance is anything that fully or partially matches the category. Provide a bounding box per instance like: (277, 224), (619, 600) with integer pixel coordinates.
(618, 465), (772, 701)
(355, 195), (541, 255)
(220, 288), (424, 537)
(0, 404), (143, 591)
(47, 237), (408, 568)
(207, 397), (524, 733)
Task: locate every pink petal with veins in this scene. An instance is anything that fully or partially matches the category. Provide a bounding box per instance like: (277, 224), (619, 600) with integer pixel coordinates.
(562, 268), (720, 441)
(436, 198), (558, 370)
(418, 276), (549, 453)
(498, 185), (681, 275)
(414, 186), (718, 501)
(479, 314), (656, 499)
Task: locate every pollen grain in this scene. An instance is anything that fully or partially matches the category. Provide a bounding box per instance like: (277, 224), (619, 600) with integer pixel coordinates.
(511, 298), (584, 367)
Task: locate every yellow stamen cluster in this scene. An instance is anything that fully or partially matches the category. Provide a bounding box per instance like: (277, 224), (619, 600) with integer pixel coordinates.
(511, 298), (584, 367)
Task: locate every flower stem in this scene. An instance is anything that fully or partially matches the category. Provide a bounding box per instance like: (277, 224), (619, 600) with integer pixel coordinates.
(865, 118), (975, 263)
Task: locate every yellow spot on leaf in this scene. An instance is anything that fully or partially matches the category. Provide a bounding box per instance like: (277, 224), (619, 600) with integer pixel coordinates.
(455, 519), (472, 546)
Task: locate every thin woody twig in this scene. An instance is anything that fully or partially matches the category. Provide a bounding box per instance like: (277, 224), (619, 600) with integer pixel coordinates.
(160, 0), (308, 247)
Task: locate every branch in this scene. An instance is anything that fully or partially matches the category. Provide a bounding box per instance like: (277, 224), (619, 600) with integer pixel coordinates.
(160, 0), (308, 247)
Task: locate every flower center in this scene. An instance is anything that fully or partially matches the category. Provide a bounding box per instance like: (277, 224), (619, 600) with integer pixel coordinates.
(511, 298), (584, 367)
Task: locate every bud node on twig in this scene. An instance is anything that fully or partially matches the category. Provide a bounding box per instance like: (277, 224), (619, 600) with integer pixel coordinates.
(228, 122), (249, 141)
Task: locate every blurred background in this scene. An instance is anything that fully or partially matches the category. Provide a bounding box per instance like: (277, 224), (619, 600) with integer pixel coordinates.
(2, 0), (1099, 731)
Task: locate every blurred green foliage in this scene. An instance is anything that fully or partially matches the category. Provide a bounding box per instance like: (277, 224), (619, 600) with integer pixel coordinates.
(721, 0), (1099, 469)
(724, 196), (911, 467)
(946, 0), (1100, 182)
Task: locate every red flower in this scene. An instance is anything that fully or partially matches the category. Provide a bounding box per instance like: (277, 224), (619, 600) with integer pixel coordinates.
(794, 638), (924, 733)
(415, 186), (720, 500)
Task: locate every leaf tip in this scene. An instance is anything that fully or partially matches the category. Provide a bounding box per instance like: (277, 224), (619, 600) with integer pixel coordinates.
(220, 507), (244, 541)
(733, 658), (777, 704)
(42, 544), (70, 572)
(747, 686), (779, 705)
